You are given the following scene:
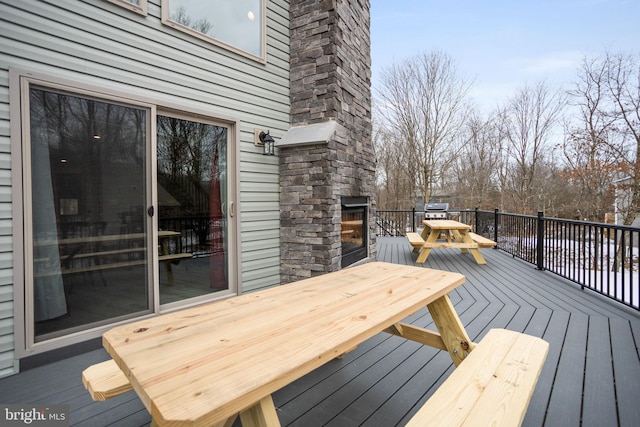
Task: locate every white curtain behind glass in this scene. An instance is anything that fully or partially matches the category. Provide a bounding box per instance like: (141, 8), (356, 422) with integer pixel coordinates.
(30, 90), (67, 321)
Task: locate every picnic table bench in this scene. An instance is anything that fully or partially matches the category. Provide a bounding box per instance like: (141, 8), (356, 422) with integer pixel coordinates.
(408, 231), (496, 249)
(405, 328), (548, 426)
(468, 231), (498, 248)
(83, 262), (547, 427)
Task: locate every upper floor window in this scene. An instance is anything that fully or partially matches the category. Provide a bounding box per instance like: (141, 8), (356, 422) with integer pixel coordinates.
(105, 0), (148, 15)
(162, 0), (265, 62)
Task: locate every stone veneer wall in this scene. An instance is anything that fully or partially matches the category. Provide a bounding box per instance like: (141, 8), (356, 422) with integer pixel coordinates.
(280, 0), (375, 283)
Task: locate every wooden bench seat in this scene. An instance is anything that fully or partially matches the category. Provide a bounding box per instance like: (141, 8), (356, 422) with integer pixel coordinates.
(406, 328), (549, 427)
(406, 232), (426, 252)
(159, 252), (193, 263)
(82, 359), (132, 401)
(64, 247), (146, 260)
(469, 232), (497, 248)
(408, 232), (484, 250)
(422, 241), (479, 249)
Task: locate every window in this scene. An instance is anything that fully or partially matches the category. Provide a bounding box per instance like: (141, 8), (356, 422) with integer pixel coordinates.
(14, 74), (237, 353)
(162, 0), (266, 62)
(104, 0), (148, 15)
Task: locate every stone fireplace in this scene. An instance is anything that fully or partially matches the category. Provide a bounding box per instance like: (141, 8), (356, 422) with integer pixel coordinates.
(279, 1), (375, 283)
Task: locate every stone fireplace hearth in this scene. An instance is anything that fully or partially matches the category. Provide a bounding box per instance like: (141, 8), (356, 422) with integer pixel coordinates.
(279, 1), (375, 283)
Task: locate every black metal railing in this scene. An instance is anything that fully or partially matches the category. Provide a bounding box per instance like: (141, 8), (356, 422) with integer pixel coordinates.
(159, 216), (226, 257)
(375, 209), (417, 236)
(375, 208), (639, 311)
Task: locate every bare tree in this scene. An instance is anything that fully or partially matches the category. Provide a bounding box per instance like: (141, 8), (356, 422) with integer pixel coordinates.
(171, 5), (214, 35)
(450, 111), (502, 209)
(565, 52), (640, 271)
(562, 56), (620, 221)
(564, 52), (640, 225)
(373, 122), (414, 209)
(604, 52), (640, 225)
(376, 51), (472, 204)
(497, 82), (565, 213)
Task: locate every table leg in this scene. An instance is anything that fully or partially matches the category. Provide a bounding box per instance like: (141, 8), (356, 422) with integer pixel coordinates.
(451, 230), (469, 253)
(444, 230), (453, 243)
(416, 229), (440, 263)
(460, 231), (486, 264)
(427, 295), (476, 366)
(420, 225), (431, 240)
(238, 395), (281, 427)
(164, 261), (175, 285)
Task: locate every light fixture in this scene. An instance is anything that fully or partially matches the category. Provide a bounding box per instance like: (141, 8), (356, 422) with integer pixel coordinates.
(258, 130), (275, 156)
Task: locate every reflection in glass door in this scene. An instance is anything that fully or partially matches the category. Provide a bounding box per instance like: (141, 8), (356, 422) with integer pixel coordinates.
(156, 114), (229, 304)
(28, 87), (150, 342)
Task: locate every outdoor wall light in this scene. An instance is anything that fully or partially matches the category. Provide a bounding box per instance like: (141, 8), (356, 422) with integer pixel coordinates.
(258, 130), (275, 156)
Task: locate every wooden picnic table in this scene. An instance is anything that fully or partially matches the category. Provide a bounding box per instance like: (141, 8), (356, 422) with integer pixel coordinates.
(34, 230), (181, 246)
(99, 261), (472, 426)
(33, 230), (190, 290)
(408, 219), (494, 265)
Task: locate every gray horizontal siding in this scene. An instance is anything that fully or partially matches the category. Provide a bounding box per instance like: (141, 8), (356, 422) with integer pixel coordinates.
(0, 58), (11, 377)
(0, 0), (289, 374)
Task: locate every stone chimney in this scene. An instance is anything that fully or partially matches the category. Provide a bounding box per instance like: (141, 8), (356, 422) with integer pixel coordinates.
(279, 0), (375, 283)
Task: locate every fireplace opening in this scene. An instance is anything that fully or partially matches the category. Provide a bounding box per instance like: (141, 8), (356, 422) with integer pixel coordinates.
(341, 197), (368, 268)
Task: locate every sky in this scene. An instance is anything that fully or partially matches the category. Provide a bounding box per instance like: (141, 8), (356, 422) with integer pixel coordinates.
(370, 0), (640, 113)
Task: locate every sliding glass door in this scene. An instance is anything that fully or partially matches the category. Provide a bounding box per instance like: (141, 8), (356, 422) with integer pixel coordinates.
(22, 82), (233, 348)
(156, 113), (229, 305)
(28, 86), (151, 342)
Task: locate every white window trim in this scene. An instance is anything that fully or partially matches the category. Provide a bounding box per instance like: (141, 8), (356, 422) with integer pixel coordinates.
(9, 68), (242, 358)
(160, 0), (267, 64)
(104, 0), (148, 16)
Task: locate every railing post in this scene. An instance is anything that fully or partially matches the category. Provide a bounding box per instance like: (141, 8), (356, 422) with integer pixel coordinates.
(474, 207), (479, 233)
(493, 208), (499, 248)
(536, 211), (544, 270)
(412, 207), (416, 232)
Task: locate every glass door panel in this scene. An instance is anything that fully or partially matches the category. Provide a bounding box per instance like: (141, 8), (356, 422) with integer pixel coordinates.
(156, 114), (229, 304)
(29, 87), (150, 341)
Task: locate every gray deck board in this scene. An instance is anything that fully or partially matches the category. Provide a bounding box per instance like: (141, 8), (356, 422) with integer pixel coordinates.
(583, 316), (618, 427)
(0, 236), (639, 426)
(610, 318), (640, 427)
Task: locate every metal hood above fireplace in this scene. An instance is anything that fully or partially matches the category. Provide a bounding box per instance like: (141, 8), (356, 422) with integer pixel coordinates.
(277, 120), (337, 148)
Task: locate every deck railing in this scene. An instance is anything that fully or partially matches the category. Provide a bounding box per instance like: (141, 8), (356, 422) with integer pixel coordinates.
(159, 216), (226, 257)
(375, 208), (640, 311)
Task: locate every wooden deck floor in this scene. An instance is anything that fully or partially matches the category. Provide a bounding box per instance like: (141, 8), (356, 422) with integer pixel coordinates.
(1, 236), (639, 426)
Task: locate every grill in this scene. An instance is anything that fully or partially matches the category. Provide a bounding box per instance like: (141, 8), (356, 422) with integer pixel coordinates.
(424, 202), (449, 219)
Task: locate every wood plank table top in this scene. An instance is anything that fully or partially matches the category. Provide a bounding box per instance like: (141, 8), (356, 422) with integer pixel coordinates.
(101, 262), (468, 426)
(422, 219), (472, 231)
